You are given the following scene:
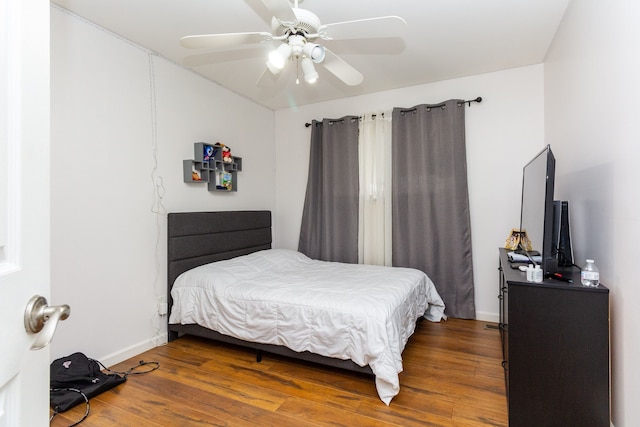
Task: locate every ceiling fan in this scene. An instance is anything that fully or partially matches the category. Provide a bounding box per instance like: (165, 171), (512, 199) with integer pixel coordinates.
(179, 0), (407, 86)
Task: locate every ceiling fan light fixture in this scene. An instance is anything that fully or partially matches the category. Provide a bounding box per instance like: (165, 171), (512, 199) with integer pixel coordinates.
(268, 43), (292, 70)
(301, 57), (319, 83)
(265, 60), (282, 75)
(180, 2), (405, 89)
(303, 42), (325, 63)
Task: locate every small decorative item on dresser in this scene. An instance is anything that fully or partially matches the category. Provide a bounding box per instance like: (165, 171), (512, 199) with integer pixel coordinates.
(533, 265), (543, 282)
(581, 259), (600, 287)
(504, 228), (533, 251)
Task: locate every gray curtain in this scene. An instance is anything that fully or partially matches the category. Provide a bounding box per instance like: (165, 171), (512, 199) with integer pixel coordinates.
(392, 100), (475, 318)
(298, 116), (360, 263)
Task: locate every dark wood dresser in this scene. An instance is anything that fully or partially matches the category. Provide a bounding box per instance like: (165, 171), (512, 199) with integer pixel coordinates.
(498, 248), (610, 426)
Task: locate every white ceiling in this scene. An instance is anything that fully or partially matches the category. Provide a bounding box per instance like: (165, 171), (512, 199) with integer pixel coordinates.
(51, 0), (569, 110)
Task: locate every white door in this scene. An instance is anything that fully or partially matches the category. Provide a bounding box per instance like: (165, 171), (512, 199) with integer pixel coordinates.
(0, 0), (55, 426)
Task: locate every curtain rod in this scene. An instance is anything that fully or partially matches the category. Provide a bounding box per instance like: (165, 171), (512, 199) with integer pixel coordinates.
(304, 97), (482, 127)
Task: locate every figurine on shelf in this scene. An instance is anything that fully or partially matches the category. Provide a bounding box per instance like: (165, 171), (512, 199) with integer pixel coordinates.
(214, 142), (233, 163)
(223, 146), (233, 163)
(191, 164), (202, 181)
(203, 145), (215, 161)
(222, 172), (232, 190)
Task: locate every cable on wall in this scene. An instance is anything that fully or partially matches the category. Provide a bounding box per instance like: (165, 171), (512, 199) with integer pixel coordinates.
(56, 3), (176, 346)
(148, 53), (168, 346)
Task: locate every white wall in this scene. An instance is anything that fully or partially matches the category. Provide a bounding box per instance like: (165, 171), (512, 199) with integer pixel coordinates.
(274, 65), (545, 321)
(544, 1), (640, 425)
(50, 6), (275, 365)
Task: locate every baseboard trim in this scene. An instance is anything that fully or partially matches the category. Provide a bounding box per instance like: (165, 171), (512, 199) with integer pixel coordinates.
(475, 311), (499, 323)
(97, 336), (160, 368)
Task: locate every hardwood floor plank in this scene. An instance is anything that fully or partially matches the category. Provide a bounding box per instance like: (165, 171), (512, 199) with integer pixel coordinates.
(50, 319), (507, 426)
(199, 357), (370, 411)
(452, 400), (508, 427)
(356, 395), (455, 427)
(148, 356), (289, 411)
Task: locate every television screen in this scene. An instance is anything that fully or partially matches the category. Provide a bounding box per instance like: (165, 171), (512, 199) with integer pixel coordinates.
(519, 145), (557, 275)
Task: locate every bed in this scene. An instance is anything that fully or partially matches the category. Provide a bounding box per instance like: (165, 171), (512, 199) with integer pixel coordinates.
(167, 210), (445, 404)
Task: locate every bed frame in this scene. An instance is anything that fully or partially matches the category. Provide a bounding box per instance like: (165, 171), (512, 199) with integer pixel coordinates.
(167, 210), (373, 375)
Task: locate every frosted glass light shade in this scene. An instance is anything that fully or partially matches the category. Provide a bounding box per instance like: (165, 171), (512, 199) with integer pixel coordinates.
(301, 57), (319, 83)
(268, 44), (292, 70)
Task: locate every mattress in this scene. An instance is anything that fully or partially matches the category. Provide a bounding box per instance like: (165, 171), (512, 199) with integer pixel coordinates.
(169, 249), (445, 404)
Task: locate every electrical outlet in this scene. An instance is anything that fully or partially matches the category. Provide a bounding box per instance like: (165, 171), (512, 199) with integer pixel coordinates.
(158, 302), (168, 316)
(157, 296), (167, 316)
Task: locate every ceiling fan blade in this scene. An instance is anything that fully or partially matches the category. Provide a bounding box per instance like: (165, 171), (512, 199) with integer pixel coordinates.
(180, 32), (272, 49)
(260, 0), (297, 24)
(322, 49), (363, 86)
(183, 46), (270, 67)
(320, 16), (407, 41)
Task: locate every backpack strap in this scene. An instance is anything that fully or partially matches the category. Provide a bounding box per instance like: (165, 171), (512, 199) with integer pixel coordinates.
(50, 388), (89, 426)
(92, 359), (159, 378)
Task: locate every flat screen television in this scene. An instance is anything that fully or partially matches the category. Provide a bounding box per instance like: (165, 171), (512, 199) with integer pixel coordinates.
(518, 144), (558, 275)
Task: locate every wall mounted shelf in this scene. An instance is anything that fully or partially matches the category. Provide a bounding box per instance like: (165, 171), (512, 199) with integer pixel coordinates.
(183, 142), (242, 192)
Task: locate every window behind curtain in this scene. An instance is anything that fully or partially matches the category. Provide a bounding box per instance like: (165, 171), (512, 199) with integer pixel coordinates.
(358, 111), (393, 266)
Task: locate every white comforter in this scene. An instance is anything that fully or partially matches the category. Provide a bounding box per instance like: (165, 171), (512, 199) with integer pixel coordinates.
(169, 249), (445, 404)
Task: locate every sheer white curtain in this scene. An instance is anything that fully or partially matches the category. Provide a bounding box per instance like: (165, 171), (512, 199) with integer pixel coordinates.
(358, 111), (393, 266)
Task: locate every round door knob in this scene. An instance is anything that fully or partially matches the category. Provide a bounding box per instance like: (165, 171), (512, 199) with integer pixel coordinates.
(24, 295), (70, 350)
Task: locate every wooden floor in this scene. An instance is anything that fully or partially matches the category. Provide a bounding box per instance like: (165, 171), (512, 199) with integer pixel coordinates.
(50, 319), (507, 427)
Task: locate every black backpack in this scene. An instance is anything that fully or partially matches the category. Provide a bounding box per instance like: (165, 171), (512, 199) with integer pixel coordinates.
(50, 352), (127, 413)
(50, 352), (158, 425)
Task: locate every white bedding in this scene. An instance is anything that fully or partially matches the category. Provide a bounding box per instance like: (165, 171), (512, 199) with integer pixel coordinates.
(169, 249), (445, 404)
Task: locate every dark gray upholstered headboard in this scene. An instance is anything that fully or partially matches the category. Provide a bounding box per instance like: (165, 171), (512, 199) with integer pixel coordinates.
(167, 210), (272, 313)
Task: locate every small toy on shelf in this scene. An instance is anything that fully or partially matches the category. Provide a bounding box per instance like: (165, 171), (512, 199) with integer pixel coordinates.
(203, 145), (215, 161)
(215, 171), (232, 190)
(214, 142), (233, 163)
(223, 147), (232, 163)
(191, 165), (202, 181)
(223, 172), (233, 190)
